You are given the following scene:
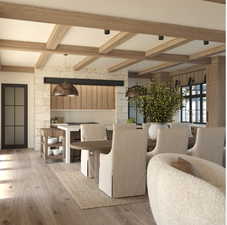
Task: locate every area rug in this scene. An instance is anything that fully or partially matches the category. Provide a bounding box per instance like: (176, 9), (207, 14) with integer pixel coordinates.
(49, 162), (148, 209)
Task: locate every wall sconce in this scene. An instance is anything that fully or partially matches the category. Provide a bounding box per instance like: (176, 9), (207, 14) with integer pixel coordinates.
(175, 80), (181, 88)
(188, 77), (195, 86)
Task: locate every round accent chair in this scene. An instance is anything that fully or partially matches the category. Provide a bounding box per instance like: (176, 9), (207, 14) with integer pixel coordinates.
(147, 153), (225, 225)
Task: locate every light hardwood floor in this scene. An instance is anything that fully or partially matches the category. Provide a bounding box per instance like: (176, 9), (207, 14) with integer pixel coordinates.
(0, 150), (156, 225)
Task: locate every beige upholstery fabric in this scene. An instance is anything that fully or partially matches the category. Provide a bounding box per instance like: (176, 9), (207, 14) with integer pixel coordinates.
(187, 127), (225, 166)
(80, 124), (107, 176)
(114, 123), (137, 129)
(99, 125), (147, 198)
(170, 122), (193, 137)
(147, 128), (189, 162)
(147, 153), (225, 225)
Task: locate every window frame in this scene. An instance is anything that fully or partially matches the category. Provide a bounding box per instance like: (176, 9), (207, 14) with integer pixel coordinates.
(128, 97), (144, 125)
(181, 82), (206, 124)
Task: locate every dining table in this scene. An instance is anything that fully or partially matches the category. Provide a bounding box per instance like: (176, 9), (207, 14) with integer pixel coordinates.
(70, 137), (196, 183)
(71, 140), (112, 183)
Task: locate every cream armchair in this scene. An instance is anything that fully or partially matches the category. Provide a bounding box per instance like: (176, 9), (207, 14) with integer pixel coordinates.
(147, 153), (225, 225)
(99, 125), (147, 198)
(80, 124), (107, 177)
(187, 127), (225, 166)
(147, 128), (189, 162)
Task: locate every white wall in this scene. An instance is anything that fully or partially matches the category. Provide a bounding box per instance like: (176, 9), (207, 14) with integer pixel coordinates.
(51, 110), (115, 125)
(0, 72), (35, 149)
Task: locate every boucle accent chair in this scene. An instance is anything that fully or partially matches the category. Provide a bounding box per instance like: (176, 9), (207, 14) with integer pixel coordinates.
(187, 127), (225, 166)
(147, 128), (189, 162)
(80, 124), (107, 177)
(147, 153), (225, 225)
(99, 125), (147, 198)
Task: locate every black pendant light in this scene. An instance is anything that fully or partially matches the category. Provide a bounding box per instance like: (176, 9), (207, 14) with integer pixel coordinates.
(53, 54), (79, 97)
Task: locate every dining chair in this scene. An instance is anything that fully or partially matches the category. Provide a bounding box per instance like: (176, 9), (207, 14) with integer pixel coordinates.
(80, 124), (107, 177)
(98, 125), (147, 198)
(187, 127), (225, 166)
(147, 128), (189, 162)
(170, 122), (193, 138)
(114, 123), (137, 129)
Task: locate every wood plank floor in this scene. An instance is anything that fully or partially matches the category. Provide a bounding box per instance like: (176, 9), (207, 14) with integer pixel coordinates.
(0, 150), (156, 225)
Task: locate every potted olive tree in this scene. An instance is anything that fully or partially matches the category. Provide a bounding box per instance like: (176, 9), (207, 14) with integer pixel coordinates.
(129, 83), (181, 139)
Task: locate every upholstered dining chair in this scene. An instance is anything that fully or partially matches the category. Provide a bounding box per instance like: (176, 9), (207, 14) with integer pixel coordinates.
(114, 123), (137, 129)
(170, 122), (193, 137)
(147, 153), (225, 225)
(80, 124), (107, 177)
(99, 125), (147, 198)
(187, 127), (225, 166)
(147, 128), (189, 162)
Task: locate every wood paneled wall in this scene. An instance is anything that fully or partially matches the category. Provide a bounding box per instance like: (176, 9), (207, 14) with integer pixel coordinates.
(50, 85), (115, 110)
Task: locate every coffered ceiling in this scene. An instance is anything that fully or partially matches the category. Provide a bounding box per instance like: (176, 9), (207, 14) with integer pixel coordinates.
(0, 0), (225, 76)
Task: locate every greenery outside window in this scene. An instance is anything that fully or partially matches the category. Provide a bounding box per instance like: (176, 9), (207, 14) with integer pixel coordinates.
(128, 97), (144, 124)
(181, 83), (207, 124)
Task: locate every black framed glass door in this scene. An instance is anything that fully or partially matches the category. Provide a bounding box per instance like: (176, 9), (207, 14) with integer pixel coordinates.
(1, 84), (28, 149)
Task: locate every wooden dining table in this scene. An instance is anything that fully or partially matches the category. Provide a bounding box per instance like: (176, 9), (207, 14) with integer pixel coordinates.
(70, 137), (195, 183)
(71, 140), (112, 183)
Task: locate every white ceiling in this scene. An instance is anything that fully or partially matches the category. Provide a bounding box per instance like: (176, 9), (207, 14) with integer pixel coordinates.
(161, 63), (196, 72)
(85, 57), (125, 70)
(0, 0), (224, 30)
(61, 27), (119, 46)
(116, 34), (174, 51)
(123, 60), (163, 72)
(0, 50), (40, 66)
(45, 54), (87, 68)
(0, 18), (54, 42)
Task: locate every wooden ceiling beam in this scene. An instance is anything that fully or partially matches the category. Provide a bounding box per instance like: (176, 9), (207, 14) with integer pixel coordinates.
(0, 40), (194, 62)
(145, 38), (190, 57)
(189, 44), (225, 61)
(138, 62), (181, 75)
(0, 65), (35, 73)
(99, 32), (136, 54)
(0, 2), (225, 42)
(107, 38), (192, 72)
(138, 45), (225, 75)
(73, 31), (135, 70)
(73, 56), (99, 71)
(36, 24), (70, 69)
(108, 59), (143, 72)
(203, 0), (225, 4)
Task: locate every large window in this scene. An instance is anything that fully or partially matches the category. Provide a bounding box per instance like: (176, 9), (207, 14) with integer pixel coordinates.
(181, 83), (206, 124)
(128, 98), (144, 124)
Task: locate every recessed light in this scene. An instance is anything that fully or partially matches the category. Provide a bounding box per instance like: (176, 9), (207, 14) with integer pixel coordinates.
(159, 35), (164, 40)
(104, 30), (110, 35)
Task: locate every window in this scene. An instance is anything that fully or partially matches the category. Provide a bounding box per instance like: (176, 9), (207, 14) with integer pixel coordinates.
(128, 98), (144, 124)
(181, 83), (207, 124)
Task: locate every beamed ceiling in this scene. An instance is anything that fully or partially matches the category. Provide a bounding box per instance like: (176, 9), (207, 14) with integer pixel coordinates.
(0, 0), (225, 76)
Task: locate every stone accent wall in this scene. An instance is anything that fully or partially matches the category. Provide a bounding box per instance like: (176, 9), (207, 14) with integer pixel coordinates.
(34, 67), (128, 151)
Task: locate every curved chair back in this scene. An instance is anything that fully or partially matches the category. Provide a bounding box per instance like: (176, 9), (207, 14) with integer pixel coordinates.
(80, 124), (107, 141)
(153, 128), (189, 155)
(147, 153), (225, 225)
(170, 122), (193, 137)
(191, 127), (225, 166)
